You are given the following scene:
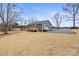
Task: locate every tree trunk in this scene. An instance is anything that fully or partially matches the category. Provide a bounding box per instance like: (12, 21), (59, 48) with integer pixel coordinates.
(73, 14), (76, 28)
(73, 5), (76, 28)
(57, 23), (60, 30)
(3, 23), (8, 34)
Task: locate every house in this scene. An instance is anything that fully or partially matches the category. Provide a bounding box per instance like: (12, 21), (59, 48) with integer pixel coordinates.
(26, 20), (52, 32)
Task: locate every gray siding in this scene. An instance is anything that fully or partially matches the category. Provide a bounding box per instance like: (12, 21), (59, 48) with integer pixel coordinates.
(27, 20), (52, 31)
(36, 24), (42, 31)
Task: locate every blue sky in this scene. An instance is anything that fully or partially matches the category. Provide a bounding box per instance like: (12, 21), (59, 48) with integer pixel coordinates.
(16, 3), (79, 27)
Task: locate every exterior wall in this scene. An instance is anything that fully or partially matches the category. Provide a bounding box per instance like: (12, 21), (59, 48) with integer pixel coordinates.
(35, 23), (50, 31)
(42, 22), (52, 31)
(46, 22), (52, 31)
(43, 23), (49, 30)
(26, 20), (52, 31)
(36, 24), (42, 31)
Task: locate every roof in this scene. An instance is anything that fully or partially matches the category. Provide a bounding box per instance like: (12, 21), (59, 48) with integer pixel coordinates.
(27, 20), (52, 26)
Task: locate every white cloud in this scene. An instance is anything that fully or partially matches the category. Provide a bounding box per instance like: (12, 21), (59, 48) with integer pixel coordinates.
(34, 7), (40, 10)
(35, 14), (50, 21)
(32, 7), (40, 11)
(50, 11), (66, 16)
(50, 11), (57, 16)
(13, 8), (20, 12)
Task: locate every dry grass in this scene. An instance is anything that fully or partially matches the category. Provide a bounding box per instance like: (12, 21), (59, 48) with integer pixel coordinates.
(0, 29), (79, 56)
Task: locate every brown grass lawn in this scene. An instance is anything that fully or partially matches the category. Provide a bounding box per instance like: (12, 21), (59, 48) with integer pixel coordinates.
(0, 29), (79, 56)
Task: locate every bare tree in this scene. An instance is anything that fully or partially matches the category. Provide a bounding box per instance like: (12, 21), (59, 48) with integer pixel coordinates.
(17, 17), (25, 30)
(28, 17), (38, 24)
(0, 3), (16, 34)
(6, 4), (17, 31)
(0, 3), (7, 34)
(63, 3), (79, 28)
(0, 3), (22, 34)
(52, 13), (62, 29)
(8, 11), (22, 31)
(24, 20), (27, 25)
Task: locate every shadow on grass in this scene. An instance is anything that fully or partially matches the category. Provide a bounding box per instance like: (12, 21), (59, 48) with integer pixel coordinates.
(0, 31), (22, 38)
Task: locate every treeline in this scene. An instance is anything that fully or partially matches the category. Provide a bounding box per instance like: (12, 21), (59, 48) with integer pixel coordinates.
(0, 3), (79, 34)
(0, 3), (22, 34)
(52, 3), (79, 29)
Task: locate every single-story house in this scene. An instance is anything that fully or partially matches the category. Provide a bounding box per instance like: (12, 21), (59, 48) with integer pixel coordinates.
(26, 20), (52, 32)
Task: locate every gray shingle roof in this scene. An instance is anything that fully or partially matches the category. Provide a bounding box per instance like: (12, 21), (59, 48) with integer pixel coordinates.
(27, 20), (52, 26)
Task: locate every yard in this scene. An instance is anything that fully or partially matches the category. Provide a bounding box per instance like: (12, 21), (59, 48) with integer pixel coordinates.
(0, 29), (79, 56)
